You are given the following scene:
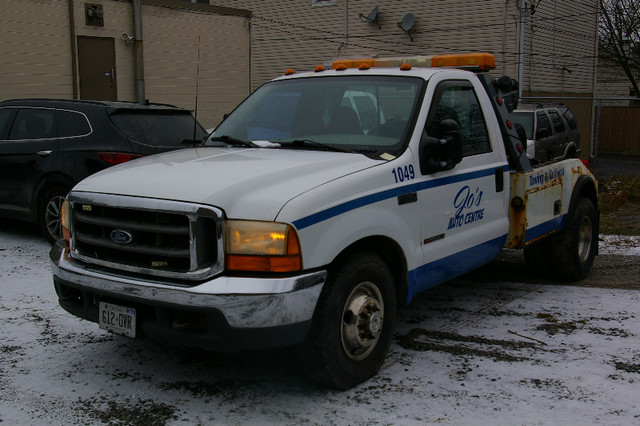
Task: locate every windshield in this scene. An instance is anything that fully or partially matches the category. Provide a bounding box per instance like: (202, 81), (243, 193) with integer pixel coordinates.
(509, 111), (534, 139)
(209, 75), (425, 159)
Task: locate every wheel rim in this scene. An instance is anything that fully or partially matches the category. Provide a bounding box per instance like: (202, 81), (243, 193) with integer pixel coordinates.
(45, 195), (65, 240)
(577, 215), (593, 263)
(340, 281), (384, 361)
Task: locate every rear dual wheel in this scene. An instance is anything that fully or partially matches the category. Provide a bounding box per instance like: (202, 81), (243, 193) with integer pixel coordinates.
(300, 252), (396, 389)
(524, 197), (598, 280)
(552, 197), (598, 280)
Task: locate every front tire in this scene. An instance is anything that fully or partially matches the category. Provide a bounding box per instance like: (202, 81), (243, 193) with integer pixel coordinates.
(552, 197), (598, 280)
(300, 252), (396, 389)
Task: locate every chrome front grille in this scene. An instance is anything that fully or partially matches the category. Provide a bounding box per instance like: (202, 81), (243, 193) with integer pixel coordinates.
(68, 193), (223, 282)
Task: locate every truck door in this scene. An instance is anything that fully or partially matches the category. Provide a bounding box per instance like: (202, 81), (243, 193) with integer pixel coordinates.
(411, 78), (509, 297)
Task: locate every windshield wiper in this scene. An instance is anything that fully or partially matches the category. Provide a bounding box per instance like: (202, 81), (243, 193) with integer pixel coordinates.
(207, 135), (258, 148)
(279, 139), (352, 153)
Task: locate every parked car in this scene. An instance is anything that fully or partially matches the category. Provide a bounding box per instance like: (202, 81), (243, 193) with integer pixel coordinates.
(0, 98), (206, 243)
(509, 104), (580, 163)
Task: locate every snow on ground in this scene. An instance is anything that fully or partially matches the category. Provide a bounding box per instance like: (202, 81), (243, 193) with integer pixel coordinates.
(1, 228), (639, 425)
(599, 235), (640, 255)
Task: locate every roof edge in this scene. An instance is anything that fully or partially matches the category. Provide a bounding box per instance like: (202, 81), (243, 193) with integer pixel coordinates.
(140, 0), (251, 17)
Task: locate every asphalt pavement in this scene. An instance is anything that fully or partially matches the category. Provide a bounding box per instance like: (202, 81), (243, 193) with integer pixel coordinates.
(591, 154), (640, 179)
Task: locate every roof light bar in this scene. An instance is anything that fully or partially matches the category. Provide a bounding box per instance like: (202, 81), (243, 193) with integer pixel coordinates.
(330, 52), (496, 72)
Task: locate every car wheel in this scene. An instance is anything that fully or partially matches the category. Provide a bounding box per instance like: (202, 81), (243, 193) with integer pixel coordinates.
(552, 198), (598, 280)
(299, 252), (396, 389)
(39, 186), (68, 244)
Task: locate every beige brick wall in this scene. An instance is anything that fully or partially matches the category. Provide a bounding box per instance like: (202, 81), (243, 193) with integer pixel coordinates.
(141, 2), (251, 127)
(213, 0), (598, 96)
(0, 0), (250, 129)
(1, 0), (75, 98)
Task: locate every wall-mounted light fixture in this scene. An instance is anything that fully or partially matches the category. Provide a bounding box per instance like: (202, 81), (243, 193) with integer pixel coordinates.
(121, 33), (134, 45)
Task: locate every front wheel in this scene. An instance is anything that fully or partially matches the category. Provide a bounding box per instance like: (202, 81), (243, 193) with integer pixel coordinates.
(552, 197), (598, 280)
(299, 252), (396, 389)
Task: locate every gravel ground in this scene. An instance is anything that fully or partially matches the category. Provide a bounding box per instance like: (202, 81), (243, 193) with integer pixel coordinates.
(1, 220), (639, 425)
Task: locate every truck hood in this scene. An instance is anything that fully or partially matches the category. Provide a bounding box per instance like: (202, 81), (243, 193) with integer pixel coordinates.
(74, 147), (382, 220)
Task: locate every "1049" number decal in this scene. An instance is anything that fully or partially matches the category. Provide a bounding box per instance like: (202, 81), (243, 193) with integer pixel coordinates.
(391, 164), (415, 183)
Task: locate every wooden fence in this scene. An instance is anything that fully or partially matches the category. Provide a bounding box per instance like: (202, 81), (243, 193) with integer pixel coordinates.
(597, 106), (640, 156)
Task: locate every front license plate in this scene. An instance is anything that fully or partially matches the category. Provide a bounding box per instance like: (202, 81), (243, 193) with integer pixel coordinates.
(99, 302), (136, 338)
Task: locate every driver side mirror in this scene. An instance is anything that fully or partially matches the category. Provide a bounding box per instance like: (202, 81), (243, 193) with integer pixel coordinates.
(419, 119), (463, 174)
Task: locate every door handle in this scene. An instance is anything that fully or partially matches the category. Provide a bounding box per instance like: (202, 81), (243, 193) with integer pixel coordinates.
(495, 167), (504, 192)
(36, 150), (53, 156)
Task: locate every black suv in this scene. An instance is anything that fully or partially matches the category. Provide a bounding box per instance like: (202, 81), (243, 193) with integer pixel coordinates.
(510, 104), (580, 164)
(0, 99), (206, 242)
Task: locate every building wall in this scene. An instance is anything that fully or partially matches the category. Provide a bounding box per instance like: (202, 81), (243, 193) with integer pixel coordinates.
(597, 56), (638, 104)
(141, 0), (251, 127)
(0, 0), (250, 128)
(213, 0), (598, 97)
(215, 0), (520, 88)
(520, 0), (599, 95)
(1, 0), (76, 98)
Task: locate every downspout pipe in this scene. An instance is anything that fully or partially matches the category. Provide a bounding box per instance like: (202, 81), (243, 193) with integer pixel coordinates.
(518, 0), (525, 99)
(133, 0), (145, 103)
(68, 0), (79, 99)
(502, 0), (507, 75)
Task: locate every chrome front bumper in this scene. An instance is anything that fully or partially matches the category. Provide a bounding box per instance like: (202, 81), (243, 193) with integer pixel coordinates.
(50, 242), (326, 329)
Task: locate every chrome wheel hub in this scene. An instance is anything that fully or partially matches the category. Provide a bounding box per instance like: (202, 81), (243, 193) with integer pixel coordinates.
(341, 281), (384, 361)
(577, 215), (593, 263)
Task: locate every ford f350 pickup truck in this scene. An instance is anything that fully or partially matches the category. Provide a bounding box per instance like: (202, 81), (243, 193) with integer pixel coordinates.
(51, 53), (598, 389)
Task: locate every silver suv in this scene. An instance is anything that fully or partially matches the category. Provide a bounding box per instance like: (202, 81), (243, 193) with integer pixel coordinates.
(510, 104), (580, 163)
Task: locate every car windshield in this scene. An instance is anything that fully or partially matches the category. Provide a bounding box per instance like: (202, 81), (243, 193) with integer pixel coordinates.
(207, 75), (425, 159)
(510, 111), (534, 139)
(110, 110), (206, 148)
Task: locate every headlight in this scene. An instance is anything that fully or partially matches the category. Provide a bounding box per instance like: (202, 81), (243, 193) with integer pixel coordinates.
(224, 220), (302, 273)
(60, 199), (71, 243)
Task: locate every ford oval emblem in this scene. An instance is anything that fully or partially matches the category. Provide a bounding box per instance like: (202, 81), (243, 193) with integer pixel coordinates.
(110, 229), (133, 244)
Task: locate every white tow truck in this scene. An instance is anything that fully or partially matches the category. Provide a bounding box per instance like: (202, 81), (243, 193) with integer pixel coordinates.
(51, 53), (599, 389)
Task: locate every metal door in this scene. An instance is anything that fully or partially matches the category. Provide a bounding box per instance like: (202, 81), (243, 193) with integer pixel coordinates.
(78, 36), (117, 101)
(412, 78), (510, 298)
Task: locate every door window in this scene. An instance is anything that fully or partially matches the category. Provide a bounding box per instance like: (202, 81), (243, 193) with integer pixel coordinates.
(8, 109), (56, 140)
(426, 81), (491, 156)
(56, 110), (92, 137)
(0, 108), (17, 139)
(536, 112), (551, 136)
(548, 110), (566, 134)
(560, 107), (578, 130)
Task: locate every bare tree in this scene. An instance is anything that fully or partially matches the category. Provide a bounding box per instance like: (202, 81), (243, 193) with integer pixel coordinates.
(599, 0), (640, 97)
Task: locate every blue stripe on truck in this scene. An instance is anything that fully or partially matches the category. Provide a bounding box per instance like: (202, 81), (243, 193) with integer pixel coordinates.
(293, 166), (505, 230)
(524, 214), (567, 244)
(406, 234), (508, 305)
